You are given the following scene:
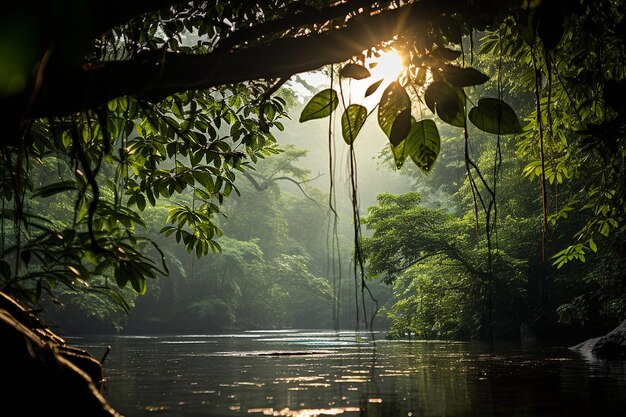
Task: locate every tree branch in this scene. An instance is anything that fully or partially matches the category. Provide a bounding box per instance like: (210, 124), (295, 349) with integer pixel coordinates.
(242, 171), (322, 206)
(21, 0), (467, 119)
(213, 0), (379, 54)
(378, 251), (446, 278)
(241, 171), (269, 191)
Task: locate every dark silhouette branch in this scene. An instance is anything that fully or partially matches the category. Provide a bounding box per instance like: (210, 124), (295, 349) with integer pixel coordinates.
(213, 0), (379, 54)
(242, 171), (322, 206)
(18, 0), (474, 119)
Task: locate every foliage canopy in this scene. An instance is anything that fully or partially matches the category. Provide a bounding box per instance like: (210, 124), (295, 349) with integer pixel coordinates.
(0, 0), (623, 321)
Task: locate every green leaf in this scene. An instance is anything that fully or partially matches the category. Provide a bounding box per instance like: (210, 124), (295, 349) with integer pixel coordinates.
(171, 100), (184, 119)
(136, 194), (146, 211)
(32, 181), (77, 198)
(341, 104), (368, 145)
(340, 63), (371, 80)
(390, 140), (407, 169)
(147, 187), (157, 206)
(193, 170), (214, 190)
(365, 79), (383, 97)
(405, 119), (441, 173)
(468, 98), (523, 135)
(88, 286), (131, 314)
(378, 81), (411, 143)
(107, 99), (118, 112)
(114, 267), (128, 288)
(430, 47), (462, 61)
(424, 82), (465, 127)
(588, 238), (597, 253)
(131, 276), (147, 294)
(299, 89), (338, 122)
(441, 65), (489, 87)
(600, 222), (610, 236)
(389, 108), (411, 146)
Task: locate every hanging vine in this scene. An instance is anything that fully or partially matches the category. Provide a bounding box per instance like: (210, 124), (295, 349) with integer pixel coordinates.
(299, 24), (523, 334)
(324, 64), (344, 331)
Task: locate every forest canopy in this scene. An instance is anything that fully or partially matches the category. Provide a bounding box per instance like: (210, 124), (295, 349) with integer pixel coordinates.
(0, 0), (624, 338)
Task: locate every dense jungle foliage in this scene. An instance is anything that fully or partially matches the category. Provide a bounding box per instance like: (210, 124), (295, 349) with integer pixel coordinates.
(0, 0), (624, 340)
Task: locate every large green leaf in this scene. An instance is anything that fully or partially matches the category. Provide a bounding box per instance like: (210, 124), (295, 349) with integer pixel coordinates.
(468, 98), (523, 135)
(341, 104), (368, 145)
(378, 81), (411, 143)
(389, 108), (411, 146)
(424, 81), (465, 127)
(441, 65), (489, 87)
(405, 119), (441, 173)
(340, 63), (371, 80)
(430, 47), (462, 61)
(299, 89), (338, 122)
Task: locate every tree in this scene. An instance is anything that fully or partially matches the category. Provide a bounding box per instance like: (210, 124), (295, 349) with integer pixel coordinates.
(362, 193), (528, 339)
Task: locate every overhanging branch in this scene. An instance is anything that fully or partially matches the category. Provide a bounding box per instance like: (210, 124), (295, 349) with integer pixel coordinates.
(213, 0), (379, 53)
(242, 172), (323, 206)
(24, 0), (468, 119)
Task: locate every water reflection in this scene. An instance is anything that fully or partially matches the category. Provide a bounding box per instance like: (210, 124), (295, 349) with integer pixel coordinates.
(71, 330), (626, 417)
(247, 406), (361, 416)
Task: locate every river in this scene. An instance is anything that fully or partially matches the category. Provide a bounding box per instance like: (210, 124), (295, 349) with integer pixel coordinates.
(71, 330), (626, 417)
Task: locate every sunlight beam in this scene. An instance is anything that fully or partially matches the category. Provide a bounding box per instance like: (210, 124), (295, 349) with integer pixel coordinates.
(369, 50), (405, 84)
(339, 49), (406, 105)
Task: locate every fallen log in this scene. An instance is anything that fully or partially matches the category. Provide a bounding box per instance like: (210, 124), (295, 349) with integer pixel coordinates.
(0, 291), (123, 416)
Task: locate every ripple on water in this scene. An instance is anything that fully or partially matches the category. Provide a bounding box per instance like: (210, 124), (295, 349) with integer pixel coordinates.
(254, 338), (359, 347)
(86, 331), (626, 417)
(208, 350), (338, 357)
(246, 407), (360, 416)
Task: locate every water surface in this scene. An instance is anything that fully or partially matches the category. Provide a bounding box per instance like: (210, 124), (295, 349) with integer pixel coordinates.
(72, 330), (626, 417)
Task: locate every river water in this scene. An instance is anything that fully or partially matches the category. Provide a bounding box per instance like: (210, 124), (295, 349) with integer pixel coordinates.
(72, 330), (626, 417)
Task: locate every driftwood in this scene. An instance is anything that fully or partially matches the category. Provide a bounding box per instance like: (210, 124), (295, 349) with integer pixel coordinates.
(0, 291), (123, 416)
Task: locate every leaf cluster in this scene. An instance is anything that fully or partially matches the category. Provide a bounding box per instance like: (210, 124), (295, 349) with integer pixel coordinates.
(300, 47), (522, 174)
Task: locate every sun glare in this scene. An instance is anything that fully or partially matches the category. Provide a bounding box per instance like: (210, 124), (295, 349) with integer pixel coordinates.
(370, 50), (405, 83)
(341, 49), (406, 103)
(295, 49), (406, 103)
